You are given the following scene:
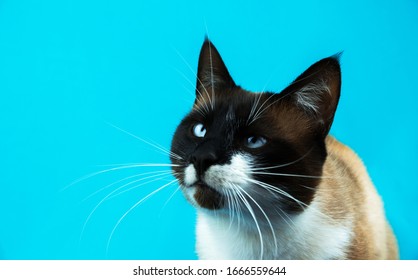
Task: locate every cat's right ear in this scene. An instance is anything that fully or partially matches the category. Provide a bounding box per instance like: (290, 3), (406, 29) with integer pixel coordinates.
(196, 38), (235, 99)
(280, 55), (342, 138)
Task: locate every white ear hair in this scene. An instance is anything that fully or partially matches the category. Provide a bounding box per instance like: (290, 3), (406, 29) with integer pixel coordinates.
(295, 79), (331, 115)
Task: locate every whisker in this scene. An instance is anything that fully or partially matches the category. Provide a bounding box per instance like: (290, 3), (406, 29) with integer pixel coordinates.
(225, 188), (241, 230)
(248, 93), (276, 125)
(247, 92), (264, 125)
(234, 184), (278, 257)
(106, 174), (173, 200)
(232, 184), (264, 260)
(232, 188), (243, 231)
(175, 82), (209, 117)
(250, 94), (280, 124)
(249, 171), (333, 179)
(174, 80), (207, 113)
(82, 170), (172, 202)
(63, 163), (178, 191)
(251, 148), (314, 171)
(159, 185), (181, 217)
(248, 72), (330, 125)
(248, 82), (311, 125)
(191, 96), (213, 117)
(93, 162), (174, 167)
(246, 178), (307, 209)
(225, 189), (239, 230)
(274, 207), (298, 235)
(259, 64), (280, 94)
(80, 173), (173, 241)
(299, 184), (316, 191)
(106, 122), (183, 161)
(170, 46), (212, 109)
(247, 178), (333, 221)
(223, 189), (232, 229)
(176, 80), (196, 100)
(105, 179), (178, 256)
(171, 66), (211, 114)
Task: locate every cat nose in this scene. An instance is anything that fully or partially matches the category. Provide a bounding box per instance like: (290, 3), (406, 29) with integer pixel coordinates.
(190, 151), (218, 178)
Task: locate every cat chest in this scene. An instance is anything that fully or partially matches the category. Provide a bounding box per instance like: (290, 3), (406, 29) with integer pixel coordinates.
(195, 207), (353, 260)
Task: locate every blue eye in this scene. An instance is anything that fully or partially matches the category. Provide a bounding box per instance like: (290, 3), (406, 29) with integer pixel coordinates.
(246, 136), (267, 149)
(192, 123), (206, 138)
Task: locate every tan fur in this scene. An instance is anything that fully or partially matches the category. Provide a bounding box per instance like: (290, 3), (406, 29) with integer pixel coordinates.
(317, 136), (399, 259)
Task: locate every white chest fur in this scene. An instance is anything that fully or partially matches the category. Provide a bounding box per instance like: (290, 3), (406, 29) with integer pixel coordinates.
(195, 200), (353, 260)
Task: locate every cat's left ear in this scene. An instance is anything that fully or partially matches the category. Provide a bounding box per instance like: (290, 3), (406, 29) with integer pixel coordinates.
(196, 38), (236, 97)
(281, 54), (342, 138)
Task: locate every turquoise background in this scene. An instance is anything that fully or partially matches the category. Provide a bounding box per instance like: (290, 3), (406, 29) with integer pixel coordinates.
(0, 0), (417, 259)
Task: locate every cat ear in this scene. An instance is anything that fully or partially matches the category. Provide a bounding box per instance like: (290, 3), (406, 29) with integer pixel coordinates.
(196, 38), (235, 97)
(281, 54), (342, 137)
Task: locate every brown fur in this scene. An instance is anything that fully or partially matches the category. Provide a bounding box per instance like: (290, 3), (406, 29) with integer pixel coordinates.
(172, 39), (399, 259)
(318, 136), (398, 259)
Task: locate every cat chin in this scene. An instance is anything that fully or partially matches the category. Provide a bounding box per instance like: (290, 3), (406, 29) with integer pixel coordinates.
(182, 183), (225, 210)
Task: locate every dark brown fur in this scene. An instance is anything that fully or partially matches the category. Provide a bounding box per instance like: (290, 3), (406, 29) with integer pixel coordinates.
(170, 39), (398, 259)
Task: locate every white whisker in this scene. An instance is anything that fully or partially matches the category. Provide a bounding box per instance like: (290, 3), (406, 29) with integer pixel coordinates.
(251, 148), (314, 171)
(171, 46), (213, 110)
(248, 93), (276, 125)
(232, 188), (243, 231)
(107, 174), (173, 200)
(63, 163), (178, 191)
(105, 179), (178, 256)
(106, 122), (183, 161)
(247, 92), (263, 125)
(172, 66), (211, 114)
(234, 184), (278, 257)
(246, 178), (307, 209)
(299, 184), (316, 190)
(223, 189), (233, 230)
(250, 171), (332, 179)
(80, 173), (173, 241)
(248, 87), (301, 125)
(159, 185), (181, 217)
(82, 170), (172, 202)
(232, 184), (264, 259)
(274, 207), (298, 234)
(247, 178), (333, 221)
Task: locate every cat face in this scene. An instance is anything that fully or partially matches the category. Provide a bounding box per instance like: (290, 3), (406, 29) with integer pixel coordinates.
(170, 39), (341, 219)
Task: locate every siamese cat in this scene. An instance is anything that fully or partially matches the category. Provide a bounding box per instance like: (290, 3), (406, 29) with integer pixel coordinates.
(170, 39), (398, 259)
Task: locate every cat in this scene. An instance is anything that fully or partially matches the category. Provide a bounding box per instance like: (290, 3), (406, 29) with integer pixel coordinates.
(170, 38), (398, 260)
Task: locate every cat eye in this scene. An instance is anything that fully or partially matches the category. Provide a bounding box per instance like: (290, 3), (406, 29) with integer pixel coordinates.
(245, 136), (267, 149)
(192, 123), (207, 138)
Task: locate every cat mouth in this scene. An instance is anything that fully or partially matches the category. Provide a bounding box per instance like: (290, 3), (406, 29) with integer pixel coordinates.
(191, 180), (211, 189)
(188, 181), (224, 210)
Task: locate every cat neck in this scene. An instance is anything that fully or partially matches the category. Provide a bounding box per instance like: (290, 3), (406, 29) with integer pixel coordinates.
(195, 194), (353, 260)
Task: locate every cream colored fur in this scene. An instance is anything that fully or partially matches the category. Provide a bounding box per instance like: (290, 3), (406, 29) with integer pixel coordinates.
(194, 136), (398, 259)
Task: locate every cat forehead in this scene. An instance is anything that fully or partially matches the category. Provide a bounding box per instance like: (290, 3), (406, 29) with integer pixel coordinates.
(191, 88), (311, 142)
(194, 88), (268, 117)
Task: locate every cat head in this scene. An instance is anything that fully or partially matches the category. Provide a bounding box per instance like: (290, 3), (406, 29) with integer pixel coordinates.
(170, 39), (341, 218)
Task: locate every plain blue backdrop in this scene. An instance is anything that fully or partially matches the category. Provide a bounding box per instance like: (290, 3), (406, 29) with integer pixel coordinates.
(0, 0), (417, 259)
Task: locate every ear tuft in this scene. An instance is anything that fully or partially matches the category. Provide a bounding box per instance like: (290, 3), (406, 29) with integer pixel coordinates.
(294, 79), (332, 115)
(281, 55), (342, 137)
